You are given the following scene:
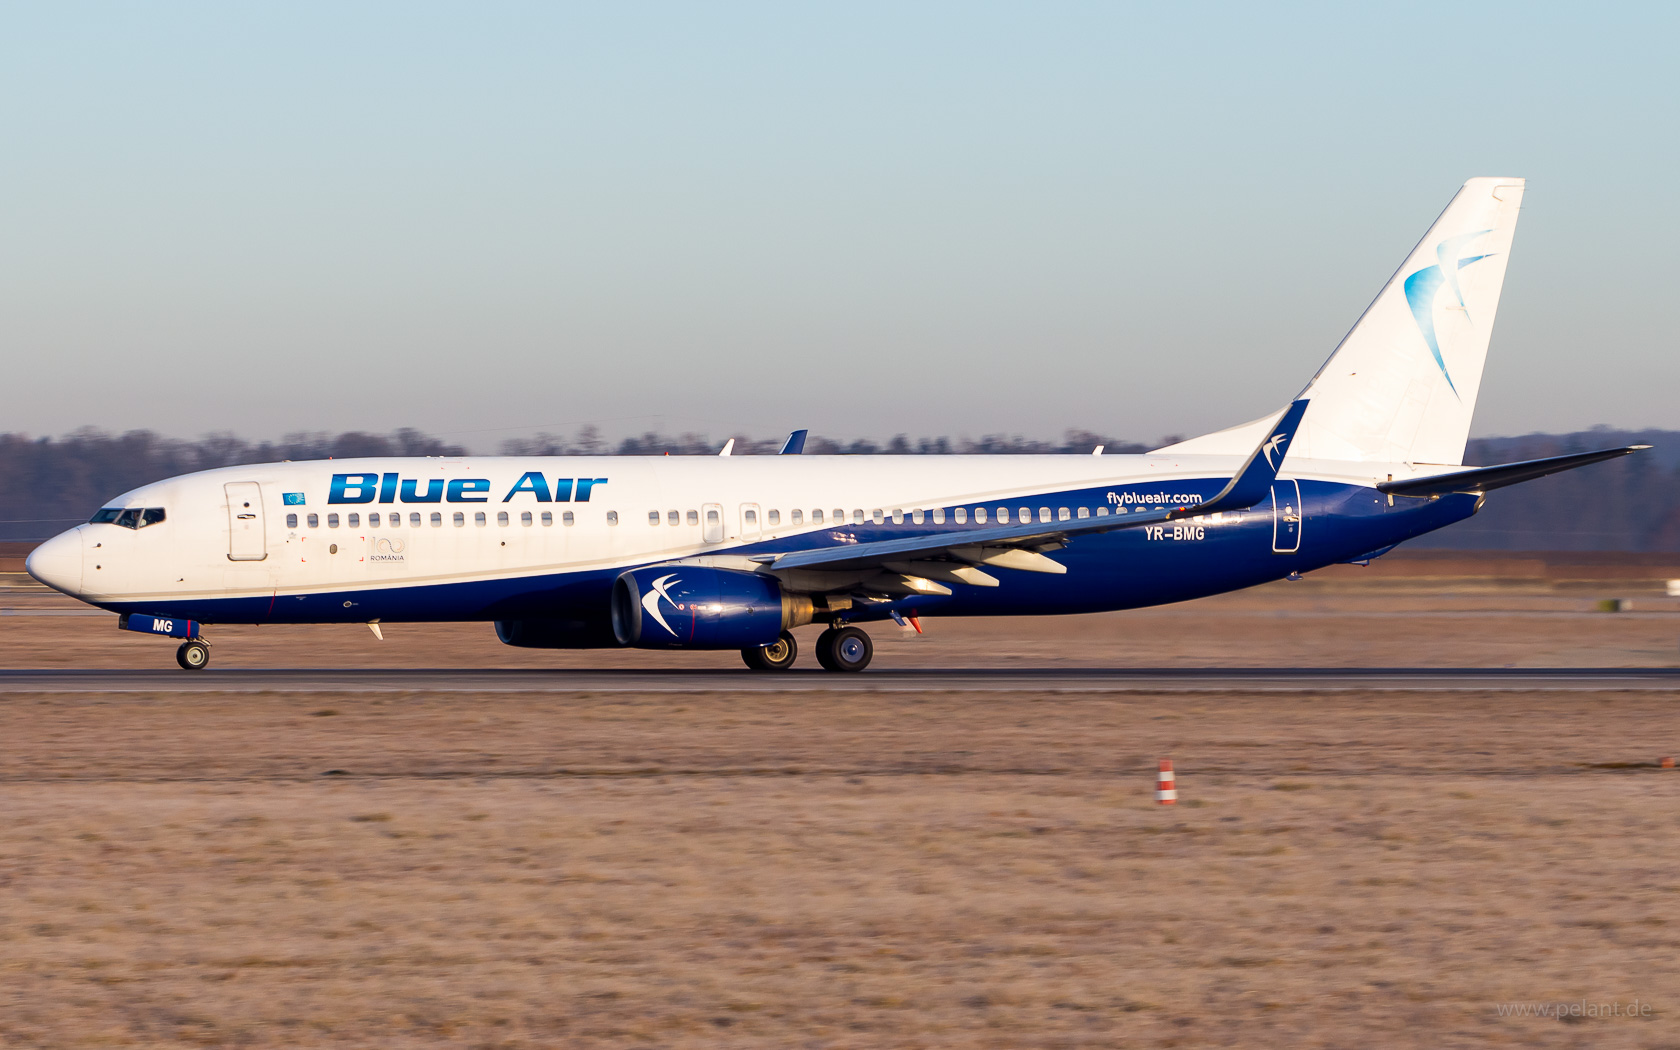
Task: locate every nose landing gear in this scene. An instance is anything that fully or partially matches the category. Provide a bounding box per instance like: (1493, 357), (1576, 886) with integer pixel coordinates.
(175, 639), (211, 671)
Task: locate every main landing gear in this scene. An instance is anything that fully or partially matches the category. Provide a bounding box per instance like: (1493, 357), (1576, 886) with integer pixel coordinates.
(815, 625), (873, 673)
(176, 639), (210, 671)
(740, 625), (875, 672)
(741, 631), (799, 671)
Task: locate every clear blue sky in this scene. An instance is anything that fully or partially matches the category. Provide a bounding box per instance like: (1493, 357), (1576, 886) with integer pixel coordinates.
(3, 2), (1675, 449)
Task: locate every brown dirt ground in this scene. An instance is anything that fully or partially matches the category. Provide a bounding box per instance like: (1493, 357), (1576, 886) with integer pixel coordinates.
(3, 573), (1680, 1047)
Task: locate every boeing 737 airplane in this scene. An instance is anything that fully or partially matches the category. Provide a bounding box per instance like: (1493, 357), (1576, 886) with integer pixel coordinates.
(27, 177), (1646, 671)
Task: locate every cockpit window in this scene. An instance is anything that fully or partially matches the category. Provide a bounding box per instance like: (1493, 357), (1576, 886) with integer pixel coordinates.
(89, 507), (167, 529)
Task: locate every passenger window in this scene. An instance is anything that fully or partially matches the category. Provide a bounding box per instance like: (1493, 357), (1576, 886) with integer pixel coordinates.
(141, 508), (166, 527)
(768, 509), (780, 526)
(327, 513), (339, 528)
(607, 511), (619, 526)
(497, 511), (510, 526)
(521, 511), (532, 526)
(369, 512), (381, 527)
(347, 513), (360, 528)
(409, 512), (422, 527)
(974, 508), (986, 524)
(1018, 508), (1030, 523)
(745, 509), (757, 525)
(649, 510), (660, 526)
(1058, 508), (1070, 521)
(811, 509), (824, 524)
(454, 511), (465, 526)
(430, 512), (442, 527)
(541, 511), (553, 526)
(686, 510), (698, 525)
(1039, 508), (1050, 523)
(475, 511), (487, 526)
(871, 509), (884, 524)
(307, 513), (320, 529)
(791, 509), (802, 526)
(1077, 507), (1089, 519)
(286, 513), (298, 529)
(834, 509), (845, 524)
(668, 510), (680, 526)
(563, 511), (575, 526)
(911, 509), (924, 525)
(932, 508), (945, 524)
(706, 508), (719, 526)
(952, 507), (964, 524)
(1097, 506), (1109, 517)
(891, 509), (903, 524)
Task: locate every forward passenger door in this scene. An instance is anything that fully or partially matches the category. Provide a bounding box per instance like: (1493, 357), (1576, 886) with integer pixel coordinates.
(225, 482), (268, 561)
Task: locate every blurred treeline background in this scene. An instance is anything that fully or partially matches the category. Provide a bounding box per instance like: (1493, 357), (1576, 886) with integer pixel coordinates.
(0, 425), (1672, 549)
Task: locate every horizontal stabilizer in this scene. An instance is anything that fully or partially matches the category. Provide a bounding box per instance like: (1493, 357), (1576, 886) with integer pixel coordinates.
(1378, 445), (1649, 498)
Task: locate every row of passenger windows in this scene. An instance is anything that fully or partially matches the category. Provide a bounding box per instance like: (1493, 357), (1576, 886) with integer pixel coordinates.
(643, 506), (1127, 527)
(287, 510), (577, 529)
(285, 504), (1140, 533)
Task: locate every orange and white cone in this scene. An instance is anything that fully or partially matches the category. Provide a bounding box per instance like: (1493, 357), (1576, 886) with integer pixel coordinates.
(1156, 759), (1177, 805)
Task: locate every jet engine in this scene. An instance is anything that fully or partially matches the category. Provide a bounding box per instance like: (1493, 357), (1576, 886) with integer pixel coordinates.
(611, 566), (812, 649)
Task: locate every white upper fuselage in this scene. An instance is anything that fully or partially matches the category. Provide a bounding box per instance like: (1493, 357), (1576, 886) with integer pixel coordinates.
(31, 451), (1419, 610)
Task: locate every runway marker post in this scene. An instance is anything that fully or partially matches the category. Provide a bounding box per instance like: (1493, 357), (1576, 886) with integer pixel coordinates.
(1156, 759), (1177, 805)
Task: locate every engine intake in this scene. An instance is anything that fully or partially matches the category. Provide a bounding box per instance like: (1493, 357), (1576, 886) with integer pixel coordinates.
(612, 566), (811, 649)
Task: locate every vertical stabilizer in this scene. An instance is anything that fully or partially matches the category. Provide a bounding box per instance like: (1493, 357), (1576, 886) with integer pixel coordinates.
(1158, 177), (1524, 465)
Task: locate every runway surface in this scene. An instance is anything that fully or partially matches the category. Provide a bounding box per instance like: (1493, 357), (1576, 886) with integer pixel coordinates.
(5, 667), (1680, 693)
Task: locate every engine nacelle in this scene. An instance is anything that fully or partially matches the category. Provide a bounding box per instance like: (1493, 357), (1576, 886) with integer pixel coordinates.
(611, 566), (810, 649)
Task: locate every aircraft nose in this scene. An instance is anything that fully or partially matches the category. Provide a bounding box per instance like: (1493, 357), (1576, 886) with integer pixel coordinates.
(26, 528), (85, 596)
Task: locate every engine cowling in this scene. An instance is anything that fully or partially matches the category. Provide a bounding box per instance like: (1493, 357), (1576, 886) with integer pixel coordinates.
(611, 566), (809, 649)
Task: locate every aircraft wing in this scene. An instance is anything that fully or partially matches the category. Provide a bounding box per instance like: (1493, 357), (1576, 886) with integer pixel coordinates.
(753, 401), (1309, 583)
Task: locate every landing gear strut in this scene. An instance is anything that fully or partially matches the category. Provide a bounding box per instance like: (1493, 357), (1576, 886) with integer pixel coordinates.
(741, 631), (799, 671)
(815, 625), (872, 672)
(176, 639), (210, 671)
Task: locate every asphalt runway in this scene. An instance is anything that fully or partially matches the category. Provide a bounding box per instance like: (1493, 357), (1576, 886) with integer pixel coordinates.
(5, 667), (1680, 693)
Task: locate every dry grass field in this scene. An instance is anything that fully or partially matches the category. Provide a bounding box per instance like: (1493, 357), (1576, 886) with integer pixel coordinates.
(3, 555), (1680, 1047)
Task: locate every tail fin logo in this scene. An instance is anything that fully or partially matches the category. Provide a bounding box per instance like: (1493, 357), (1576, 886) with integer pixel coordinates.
(1403, 230), (1496, 398)
(1262, 432), (1289, 469)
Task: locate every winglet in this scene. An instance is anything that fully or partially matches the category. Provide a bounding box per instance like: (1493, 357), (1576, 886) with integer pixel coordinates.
(1170, 399), (1308, 518)
(718, 438), (735, 457)
(779, 429), (808, 455)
